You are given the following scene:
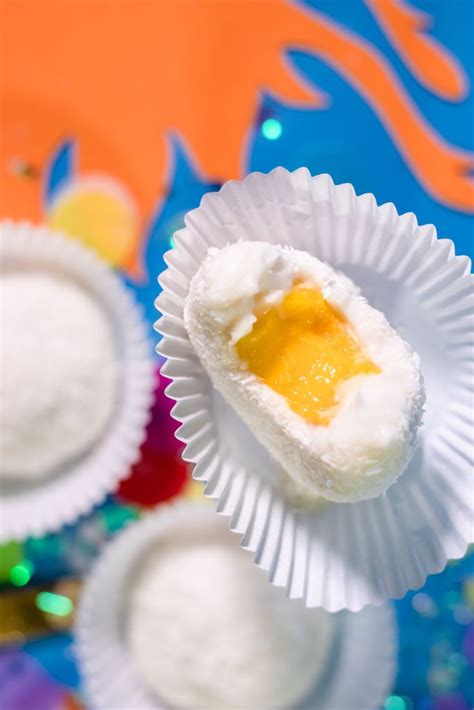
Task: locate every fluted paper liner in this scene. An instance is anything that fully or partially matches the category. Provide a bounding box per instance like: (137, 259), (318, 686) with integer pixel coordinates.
(155, 168), (474, 611)
(0, 221), (155, 541)
(75, 501), (396, 709)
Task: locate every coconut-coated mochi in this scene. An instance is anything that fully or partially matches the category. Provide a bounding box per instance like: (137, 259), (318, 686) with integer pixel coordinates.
(184, 241), (424, 503)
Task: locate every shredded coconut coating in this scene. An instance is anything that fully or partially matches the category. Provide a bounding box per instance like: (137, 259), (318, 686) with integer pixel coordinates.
(0, 270), (118, 480)
(184, 242), (425, 503)
(128, 537), (333, 708)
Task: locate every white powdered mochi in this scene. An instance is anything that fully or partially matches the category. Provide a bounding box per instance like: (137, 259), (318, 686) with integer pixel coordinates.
(0, 270), (118, 480)
(185, 242), (425, 503)
(128, 537), (333, 709)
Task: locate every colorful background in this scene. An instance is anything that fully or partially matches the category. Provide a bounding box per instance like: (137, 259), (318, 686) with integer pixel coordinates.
(1, 0), (473, 708)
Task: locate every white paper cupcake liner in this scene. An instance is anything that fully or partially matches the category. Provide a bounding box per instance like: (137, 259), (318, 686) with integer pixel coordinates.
(155, 168), (474, 611)
(75, 501), (396, 710)
(0, 221), (155, 541)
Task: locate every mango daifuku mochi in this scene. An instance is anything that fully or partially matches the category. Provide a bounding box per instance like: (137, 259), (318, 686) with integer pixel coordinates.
(184, 242), (425, 503)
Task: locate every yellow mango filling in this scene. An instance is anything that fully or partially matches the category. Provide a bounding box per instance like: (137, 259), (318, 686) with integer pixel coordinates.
(236, 286), (380, 426)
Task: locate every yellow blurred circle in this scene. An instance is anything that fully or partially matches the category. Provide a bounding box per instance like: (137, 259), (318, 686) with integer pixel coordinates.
(48, 176), (138, 268)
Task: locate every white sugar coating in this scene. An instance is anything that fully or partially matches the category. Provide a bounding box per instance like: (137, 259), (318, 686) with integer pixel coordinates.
(185, 241), (425, 503)
(0, 270), (118, 480)
(128, 537), (333, 709)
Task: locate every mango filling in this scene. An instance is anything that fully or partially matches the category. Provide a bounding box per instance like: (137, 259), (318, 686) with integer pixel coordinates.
(236, 286), (380, 426)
